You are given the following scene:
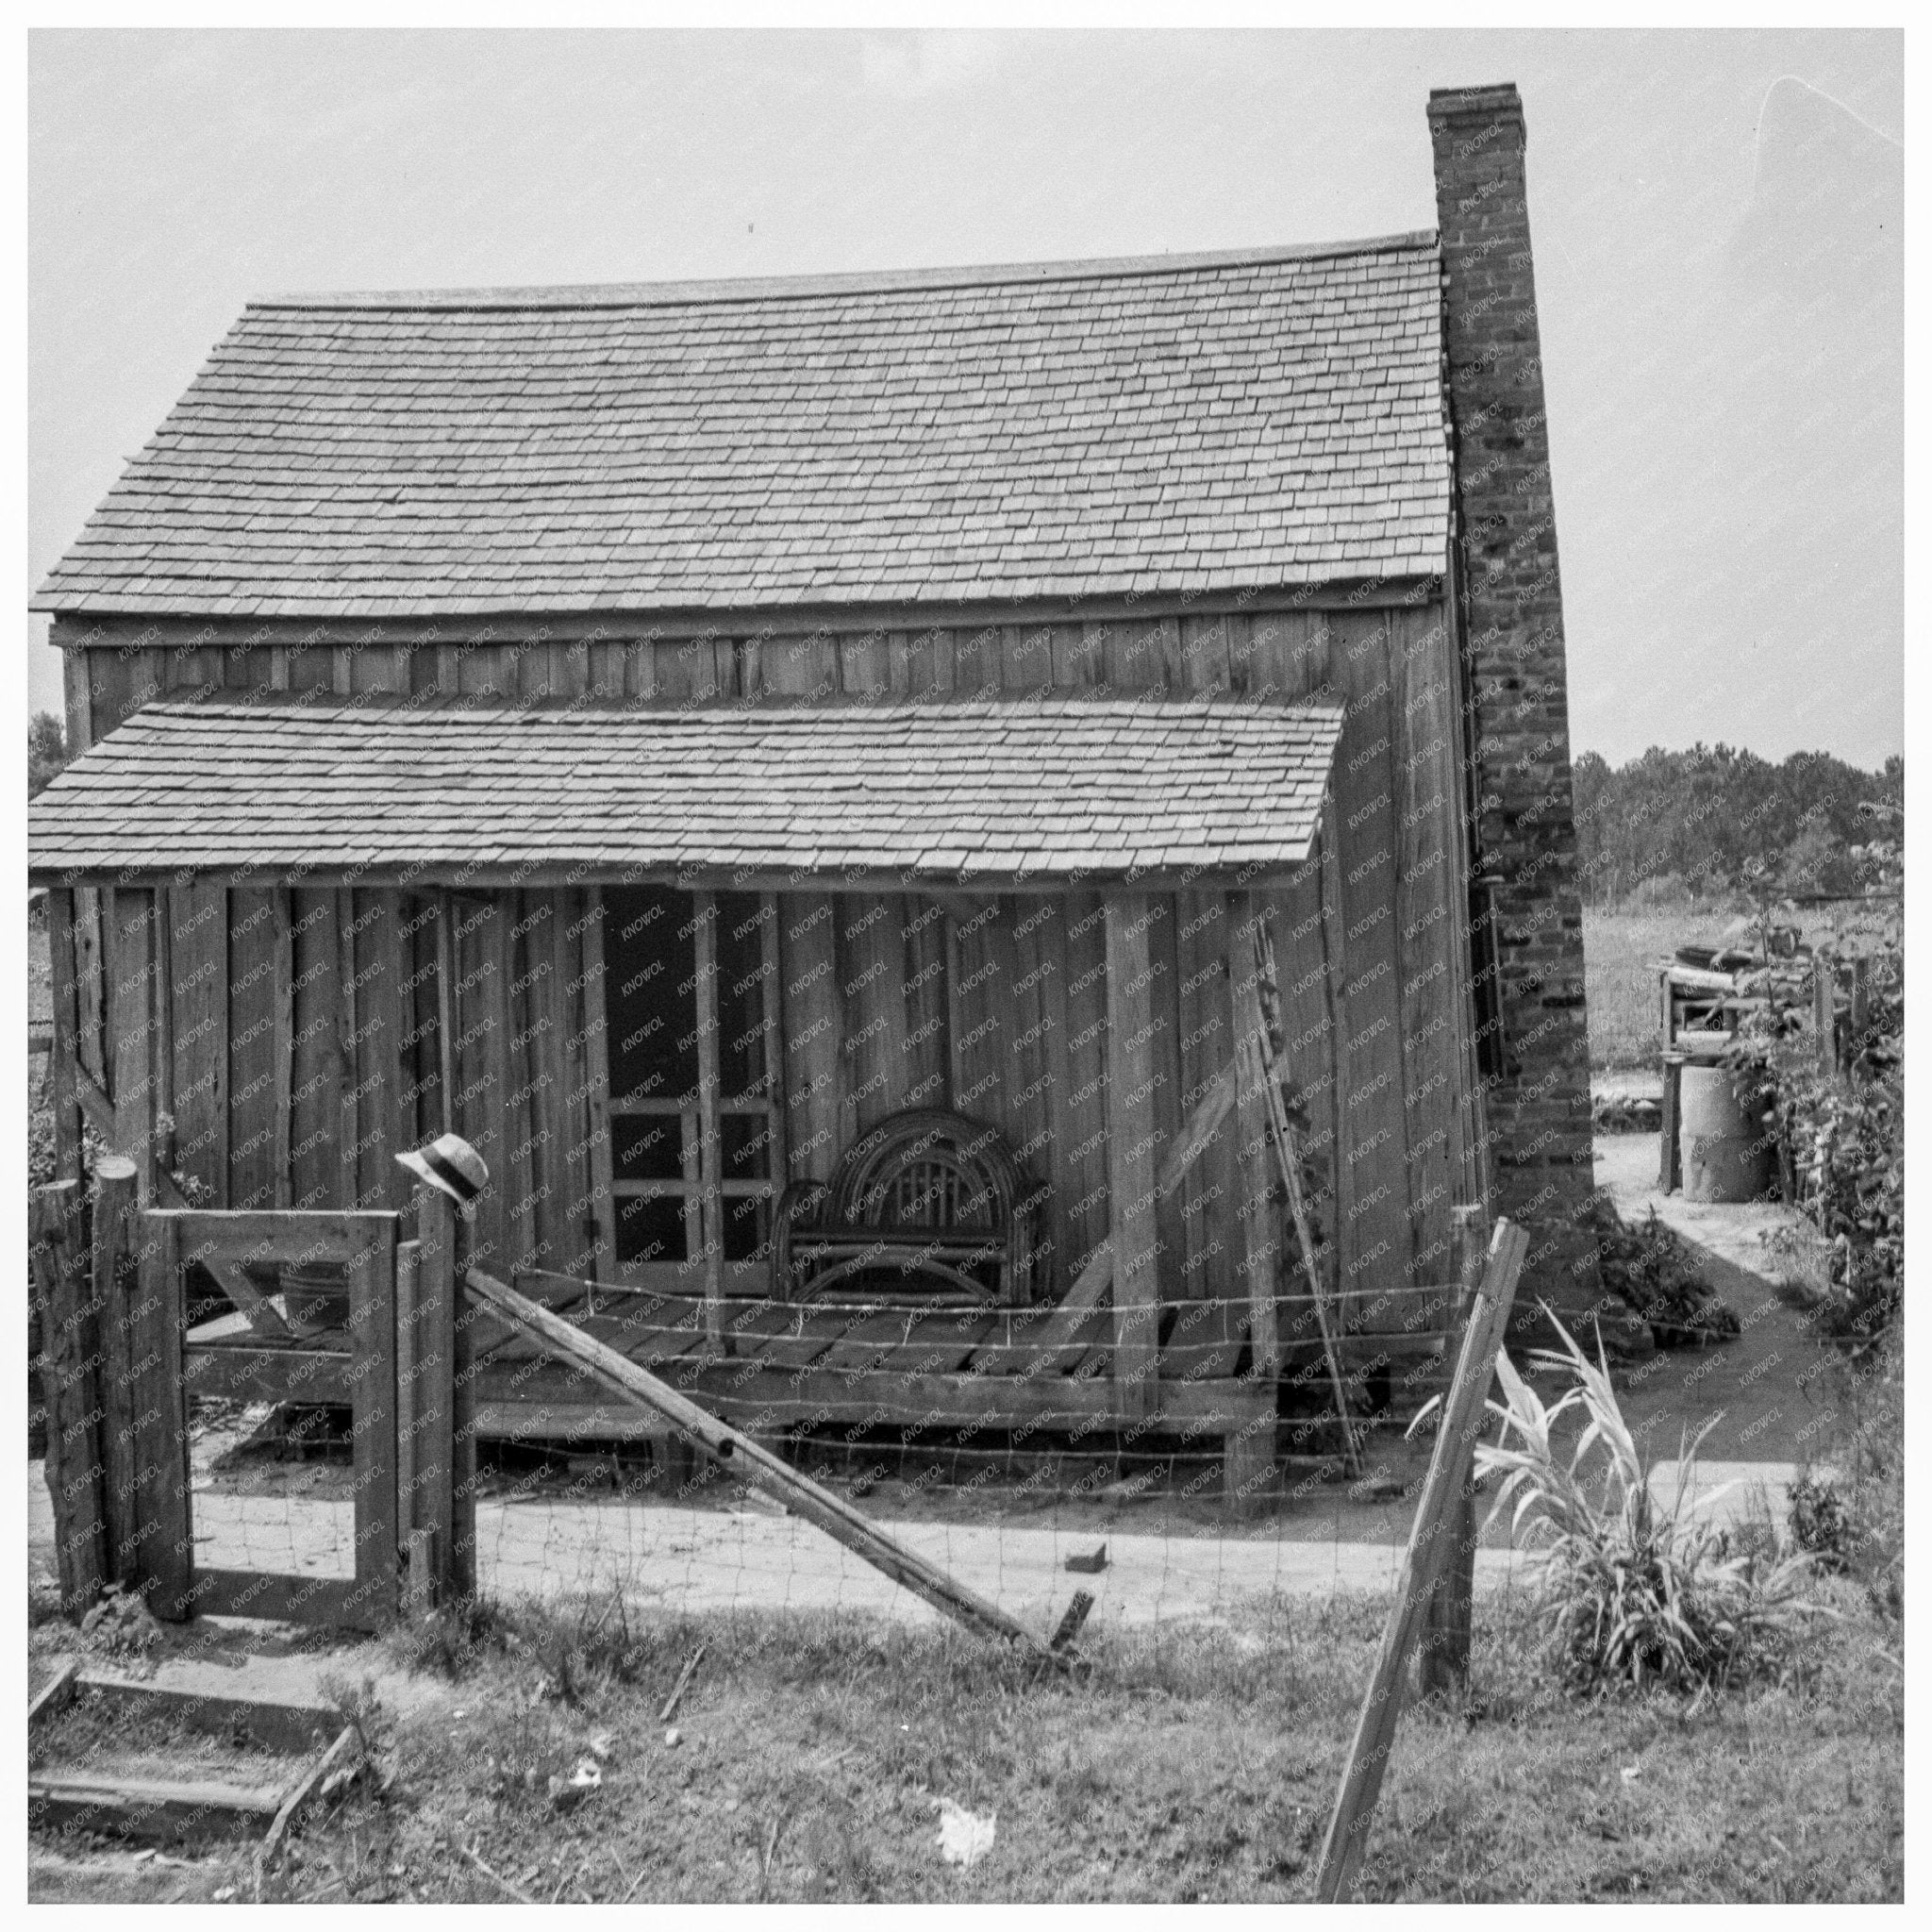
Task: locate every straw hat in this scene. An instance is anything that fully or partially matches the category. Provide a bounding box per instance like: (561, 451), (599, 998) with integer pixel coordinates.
(394, 1132), (489, 1220)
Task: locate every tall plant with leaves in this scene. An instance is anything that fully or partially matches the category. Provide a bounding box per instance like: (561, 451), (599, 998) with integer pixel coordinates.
(1473, 1310), (1826, 1693)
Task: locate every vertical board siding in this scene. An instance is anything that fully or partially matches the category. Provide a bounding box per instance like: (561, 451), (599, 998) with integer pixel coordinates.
(901, 896), (952, 1111)
(549, 889), (598, 1279)
(168, 884), (228, 1203)
(781, 894), (844, 1184)
(226, 888), (282, 1209)
(65, 600), (1471, 1327)
(73, 888), (108, 1093)
(288, 889), (343, 1210)
(1327, 615), (1416, 1314)
(108, 889), (158, 1186)
(839, 893), (909, 1135)
(1391, 605), (1462, 1284)
(1008, 896), (1068, 1291)
(348, 889), (406, 1212)
(1104, 895), (1160, 1418)
(450, 896), (512, 1275)
(1174, 891), (1238, 1313)
(1058, 891), (1112, 1282)
(580, 892), (616, 1279)
(502, 892), (541, 1273)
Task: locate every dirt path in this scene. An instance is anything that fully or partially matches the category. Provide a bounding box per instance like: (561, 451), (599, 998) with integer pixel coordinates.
(1593, 1136), (1847, 1466)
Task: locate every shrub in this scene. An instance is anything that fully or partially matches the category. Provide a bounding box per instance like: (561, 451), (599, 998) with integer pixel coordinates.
(1786, 1472), (1853, 1574)
(1474, 1309), (1827, 1693)
(1726, 948), (1902, 1345)
(1575, 1191), (1739, 1346)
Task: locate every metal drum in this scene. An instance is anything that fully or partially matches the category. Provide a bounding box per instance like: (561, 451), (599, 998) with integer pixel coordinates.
(279, 1260), (350, 1337)
(1678, 1065), (1774, 1204)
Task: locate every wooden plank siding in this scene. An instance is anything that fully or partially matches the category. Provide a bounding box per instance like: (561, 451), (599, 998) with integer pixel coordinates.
(52, 601), (1476, 1334)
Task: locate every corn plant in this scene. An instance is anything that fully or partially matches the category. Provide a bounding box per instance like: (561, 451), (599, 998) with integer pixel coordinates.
(1474, 1308), (1827, 1692)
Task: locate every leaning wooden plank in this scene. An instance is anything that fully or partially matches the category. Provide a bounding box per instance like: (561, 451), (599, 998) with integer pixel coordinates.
(463, 1265), (1066, 1670)
(1315, 1219), (1529, 1903)
(1155, 1056), (1240, 1204)
(1245, 914), (1360, 1474)
(258, 1724), (359, 1876)
(1013, 1239), (1111, 1369)
(153, 1171), (293, 1340)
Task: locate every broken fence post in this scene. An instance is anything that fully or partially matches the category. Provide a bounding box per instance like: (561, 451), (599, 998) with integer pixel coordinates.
(1315, 1217), (1529, 1903)
(1418, 1204), (1489, 1702)
(33, 1178), (108, 1620)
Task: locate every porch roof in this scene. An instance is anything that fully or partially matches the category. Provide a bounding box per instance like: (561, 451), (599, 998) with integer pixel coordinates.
(27, 693), (1343, 890)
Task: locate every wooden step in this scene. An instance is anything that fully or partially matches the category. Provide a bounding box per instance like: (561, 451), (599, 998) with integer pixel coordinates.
(29, 1772), (286, 1842)
(70, 1669), (341, 1756)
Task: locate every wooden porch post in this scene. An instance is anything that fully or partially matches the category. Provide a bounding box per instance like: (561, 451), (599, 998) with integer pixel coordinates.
(1104, 894), (1159, 1421)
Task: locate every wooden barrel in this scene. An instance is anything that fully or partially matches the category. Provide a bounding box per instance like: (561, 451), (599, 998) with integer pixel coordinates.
(1678, 1065), (1773, 1203)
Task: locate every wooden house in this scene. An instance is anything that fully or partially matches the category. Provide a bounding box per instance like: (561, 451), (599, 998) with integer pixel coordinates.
(28, 85), (1599, 1490)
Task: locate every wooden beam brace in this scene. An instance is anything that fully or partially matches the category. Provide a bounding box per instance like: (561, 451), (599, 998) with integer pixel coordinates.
(464, 1264), (1067, 1670)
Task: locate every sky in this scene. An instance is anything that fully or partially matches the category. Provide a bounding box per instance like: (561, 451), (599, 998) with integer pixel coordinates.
(26, 27), (1905, 768)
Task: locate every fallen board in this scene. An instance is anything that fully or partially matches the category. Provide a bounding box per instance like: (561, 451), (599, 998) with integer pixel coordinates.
(29, 1774), (286, 1841)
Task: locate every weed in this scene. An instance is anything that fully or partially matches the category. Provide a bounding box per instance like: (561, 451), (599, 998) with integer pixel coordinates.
(1475, 1307), (1830, 1693)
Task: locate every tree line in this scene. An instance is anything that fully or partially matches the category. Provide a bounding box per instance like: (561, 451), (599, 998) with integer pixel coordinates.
(1572, 742), (1903, 907)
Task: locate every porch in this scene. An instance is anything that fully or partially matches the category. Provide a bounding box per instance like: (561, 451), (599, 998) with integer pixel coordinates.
(32, 689), (1468, 1478)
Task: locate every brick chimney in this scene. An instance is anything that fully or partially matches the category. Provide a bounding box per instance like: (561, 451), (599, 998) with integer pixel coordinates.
(1428, 85), (1626, 1342)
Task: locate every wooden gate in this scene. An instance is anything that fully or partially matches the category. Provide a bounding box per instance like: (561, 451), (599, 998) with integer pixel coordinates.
(141, 1208), (404, 1630)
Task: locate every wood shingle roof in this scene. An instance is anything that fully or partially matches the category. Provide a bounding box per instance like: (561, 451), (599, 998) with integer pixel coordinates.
(26, 693), (1344, 887)
(34, 236), (1448, 620)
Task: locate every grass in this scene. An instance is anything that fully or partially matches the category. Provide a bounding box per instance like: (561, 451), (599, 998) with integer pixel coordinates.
(28, 1586), (1904, 1904)
(1583, 906), (1737, 1073)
